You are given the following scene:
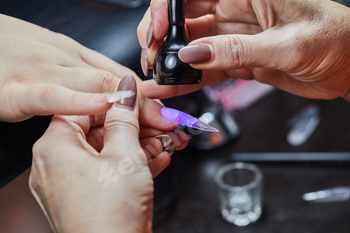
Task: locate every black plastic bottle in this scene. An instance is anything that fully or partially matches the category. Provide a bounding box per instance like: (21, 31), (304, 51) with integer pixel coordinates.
(153, 0), (202, 85)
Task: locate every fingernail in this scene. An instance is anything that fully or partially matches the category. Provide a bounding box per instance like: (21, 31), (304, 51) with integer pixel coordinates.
(141, 48), (149, 77)
(146, 19), (154, 48)
(115, 74), (137, 107)
(93, 91), (135, 103)
(160, 107), (180, 123)
(156, 134), (176, 156)
(178, 44), (211, 64)
(93, 93), (109, 102)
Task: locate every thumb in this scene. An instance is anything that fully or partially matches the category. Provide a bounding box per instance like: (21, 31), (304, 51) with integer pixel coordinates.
(178, 27), (296, 71)
(102, 74), (140, 156)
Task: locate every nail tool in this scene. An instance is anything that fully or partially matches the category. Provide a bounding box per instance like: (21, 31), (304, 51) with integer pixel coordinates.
(303, 187), (350, 202)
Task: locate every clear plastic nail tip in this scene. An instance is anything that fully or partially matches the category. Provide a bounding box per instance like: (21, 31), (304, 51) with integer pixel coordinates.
(106, 91), (135, 103)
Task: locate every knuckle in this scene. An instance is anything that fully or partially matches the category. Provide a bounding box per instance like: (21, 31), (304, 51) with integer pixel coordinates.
(35, 86), (57, 111)
(28, 172), (40, 196)
(30, 138), (50, 192)
(69, 91), (82, 107)
(28, 176), (37, 192)
(0, 84), (22, 121)
(40, 86), (56, 100)
(95, 71), (119, 92)
(104, 116), (140, 134)
(281, 32), (311, 71)
(32, 137), (49, 164)
(224, 35), (245, 68)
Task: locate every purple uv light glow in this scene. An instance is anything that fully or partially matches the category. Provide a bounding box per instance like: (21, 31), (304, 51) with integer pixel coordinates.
(160, 107), (197, 126)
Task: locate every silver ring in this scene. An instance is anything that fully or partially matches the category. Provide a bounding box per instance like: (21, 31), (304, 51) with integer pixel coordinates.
(155, 134), (176, 156)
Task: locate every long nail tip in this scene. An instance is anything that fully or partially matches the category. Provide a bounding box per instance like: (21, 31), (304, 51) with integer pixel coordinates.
(203, 124), (220, 132)
(192, 125), (219, 132)
(208, 128), (220, 132)
(205, 127), (219, 132)
(106, 91), (135, 103)
(161, 107), (219, 132)
(160, 107), (178, 123)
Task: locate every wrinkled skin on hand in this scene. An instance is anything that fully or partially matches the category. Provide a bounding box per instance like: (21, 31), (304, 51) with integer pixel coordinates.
(137, 0), (350, 101)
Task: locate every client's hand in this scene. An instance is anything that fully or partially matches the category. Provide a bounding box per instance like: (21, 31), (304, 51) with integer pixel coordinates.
(29, 75), (187, 233)
(0, 13), (138, 122)
(138, 0), (350, 101)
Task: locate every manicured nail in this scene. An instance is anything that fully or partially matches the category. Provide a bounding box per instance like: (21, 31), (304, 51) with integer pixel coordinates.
(141, 48), (149, 77)
(178, 44), (211, 64)
(107, 91), (135, 103)
(93, 91), (135, 103)
(160, 107), (180, 123)
(146, 19), (154, 48)
(115, 74), (137, 107)
(155, 134), (176, 156)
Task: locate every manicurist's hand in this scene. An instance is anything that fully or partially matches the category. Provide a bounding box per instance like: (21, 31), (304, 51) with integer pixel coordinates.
(0, 13), (139, 122)
(138, 0), (350, 101)
(29, 75), (187, 233)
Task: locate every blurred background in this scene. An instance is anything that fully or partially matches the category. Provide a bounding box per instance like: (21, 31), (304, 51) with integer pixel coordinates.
(0, 0), (350, 232)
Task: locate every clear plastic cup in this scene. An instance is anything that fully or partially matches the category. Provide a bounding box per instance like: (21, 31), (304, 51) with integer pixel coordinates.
(215, 162), (263, 226)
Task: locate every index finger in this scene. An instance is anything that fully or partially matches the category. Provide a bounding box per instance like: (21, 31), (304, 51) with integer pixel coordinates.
(6, 83), (113, 122)
(137, 69), (228, 99)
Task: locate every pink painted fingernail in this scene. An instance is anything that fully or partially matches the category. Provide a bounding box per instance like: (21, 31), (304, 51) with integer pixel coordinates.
(141, 47), (149, 77)
(115, 74), (137, 107)
(178, 44), (211, 64)
(146, 19), (154, 48)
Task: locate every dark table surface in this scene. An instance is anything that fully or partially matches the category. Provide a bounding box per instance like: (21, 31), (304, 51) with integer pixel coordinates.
(0, 0), (350, 232)
(153, 91), (350, 233)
